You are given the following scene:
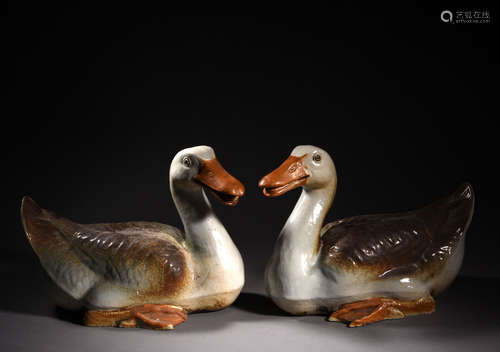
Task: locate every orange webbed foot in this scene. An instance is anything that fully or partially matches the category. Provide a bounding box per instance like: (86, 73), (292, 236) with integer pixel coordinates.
(84, 304), (188, 330)
(129, 304), (187, 330)
(329, 296), (435, 327)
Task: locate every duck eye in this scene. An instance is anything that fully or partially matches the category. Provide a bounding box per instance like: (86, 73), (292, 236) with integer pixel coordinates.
(182, 156), (192, 167)
(312, 154), (321, 163)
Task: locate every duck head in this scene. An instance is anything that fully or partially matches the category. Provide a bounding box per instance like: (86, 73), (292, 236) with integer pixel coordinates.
(170, 146), (245, 206)
(258, 145), (336, 197)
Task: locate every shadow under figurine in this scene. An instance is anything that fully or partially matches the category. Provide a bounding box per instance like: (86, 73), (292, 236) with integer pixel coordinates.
(259, 145), (474, 327)
(21, 146), (245, 330)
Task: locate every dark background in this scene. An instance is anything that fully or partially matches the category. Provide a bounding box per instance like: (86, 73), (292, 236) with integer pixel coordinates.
(2, 3), (499, 351)
(3, 2), (498, 287)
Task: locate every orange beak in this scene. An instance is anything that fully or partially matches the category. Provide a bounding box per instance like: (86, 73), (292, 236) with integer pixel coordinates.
(194, 158), (245, 206)
(258, 154), (309, 197)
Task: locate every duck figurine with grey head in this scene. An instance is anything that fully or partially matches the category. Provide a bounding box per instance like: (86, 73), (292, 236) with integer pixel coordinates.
(259, 145), (474, 327)
(21, 146), (245, 330)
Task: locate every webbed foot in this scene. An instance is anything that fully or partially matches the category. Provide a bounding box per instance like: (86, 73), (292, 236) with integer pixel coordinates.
(328, 296), (435, 327)
(84, 304), (187, 330)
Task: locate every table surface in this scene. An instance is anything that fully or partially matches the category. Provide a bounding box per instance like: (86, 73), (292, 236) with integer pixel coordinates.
(1, 259), (499, 352)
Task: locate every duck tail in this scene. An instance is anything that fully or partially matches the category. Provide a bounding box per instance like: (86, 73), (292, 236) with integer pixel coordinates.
(21, 196), (99, 303)
(447, 183), (475, 233)
(21, 196), (62, 258)
(420, 183), (475, 242)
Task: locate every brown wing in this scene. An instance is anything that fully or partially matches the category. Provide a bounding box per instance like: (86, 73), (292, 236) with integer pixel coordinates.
(22, 197), (189, 297)
(321, 212), (432, 278)
(321, 183), (474, 278)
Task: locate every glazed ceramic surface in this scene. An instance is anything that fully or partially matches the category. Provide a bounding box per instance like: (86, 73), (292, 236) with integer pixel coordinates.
(21, 146), (245, 315)
(259, 145), (474, 321)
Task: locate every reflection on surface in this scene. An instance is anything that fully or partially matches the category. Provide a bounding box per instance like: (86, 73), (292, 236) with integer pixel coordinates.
(1, 253), (499, 337)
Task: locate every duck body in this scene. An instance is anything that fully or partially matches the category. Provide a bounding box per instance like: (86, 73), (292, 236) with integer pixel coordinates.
(260, 145), (474, 325)
(22, 203), (244, 312)
(21, 146), (245, 328)
(266, 186), (471, 315)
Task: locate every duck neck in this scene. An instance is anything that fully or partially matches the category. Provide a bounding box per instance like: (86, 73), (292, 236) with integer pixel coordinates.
(278, 181), (336, 267)
(170, 179), (244, 295)
(170, 180), (235, 257)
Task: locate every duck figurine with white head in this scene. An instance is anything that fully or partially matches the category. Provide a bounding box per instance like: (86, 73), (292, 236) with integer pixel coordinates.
(259, 145), (474, 327)
(21, 146), (245, 329)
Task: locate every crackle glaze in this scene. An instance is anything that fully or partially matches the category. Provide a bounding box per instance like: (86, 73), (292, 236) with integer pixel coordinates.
(21, 146), (245, 316)
(259, 145), (474, 320)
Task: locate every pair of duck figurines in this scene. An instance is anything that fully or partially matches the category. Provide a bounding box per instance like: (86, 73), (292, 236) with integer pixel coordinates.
(21, 145), (474, 329)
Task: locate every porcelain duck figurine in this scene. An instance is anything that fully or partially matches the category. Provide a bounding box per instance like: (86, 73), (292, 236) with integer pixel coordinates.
(21, 146), (245, 330)
(258, 145), (474, 327)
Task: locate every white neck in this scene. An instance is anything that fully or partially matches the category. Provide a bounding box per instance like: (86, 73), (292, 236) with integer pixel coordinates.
(170, 179), (226, 253)
(169, 178), (244, 294)
(277, 181), (336, 268)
